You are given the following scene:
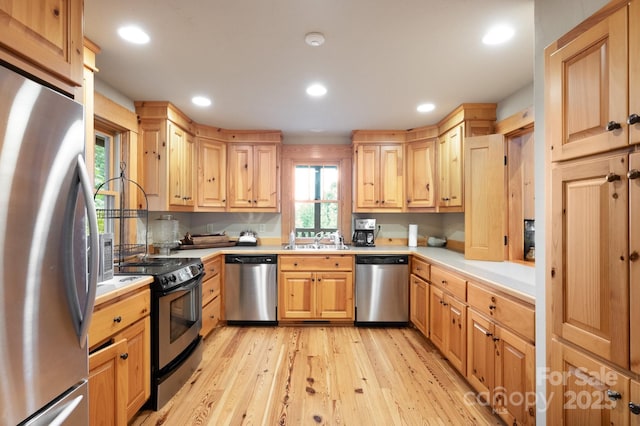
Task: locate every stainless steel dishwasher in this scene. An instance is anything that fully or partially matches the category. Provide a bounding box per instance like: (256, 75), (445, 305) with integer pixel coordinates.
(224, 254), (277, 325)
(355, 255), (409, 325)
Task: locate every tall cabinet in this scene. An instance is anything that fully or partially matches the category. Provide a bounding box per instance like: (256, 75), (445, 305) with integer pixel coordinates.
(546, 0), (640, 422)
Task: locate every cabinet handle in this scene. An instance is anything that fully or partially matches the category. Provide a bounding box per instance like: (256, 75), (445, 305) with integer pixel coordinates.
(630, 402), (640, 415)
(335, 263), (339, 267)
(317, 278), (322, 282)
(293, 263), (298, 267)
(628, 113), (640, 125)
(489, 305), (496, 310)
(407, 199), (411, 204)
(492, 337), (500, 342)
(628, 169), (640, 180)
(442, 302), (448, 306)
(605, 173), (621, 183)
(485, 332), (493, 337)
(607, 390), (622, 401)
(113, 316), (122, 323)
(120, 353), (129, 360)
(248, 200), (252, 204)
(606, 121), (622, 131)
(222, 199), (226, 203)
(630, 251), (639, 262)
(426, 183), (430, 191)
(210, 289), (214, 294)
(441, 280), (447, 285)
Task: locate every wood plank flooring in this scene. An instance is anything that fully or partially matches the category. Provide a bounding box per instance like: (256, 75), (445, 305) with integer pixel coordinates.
(132, 326), (503, 425)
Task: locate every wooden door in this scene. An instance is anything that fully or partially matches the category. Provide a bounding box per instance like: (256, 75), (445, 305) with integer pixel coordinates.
(546, 5), (628, 161)
(379, 145), (403, 209)
(280, 272), (315, 319)
(197, 138), (227, 209)
(549, 340), (630, 425)
(253, 144), (278, 208)
(89, 339), (128, 426)
(406, 139), (436, 209)
(445, 295), (466, 375)
(168, 123), (185, 206)
(550, 154), (629, 368)
(631, 0), (640, 146)
(228, 144), (254, 208)
(494, 325), (535, 426)
(355, 144), (380, 208)
(438, 125), (463, 209)
(316, 272), (353, 319)
(140, 120), (164, 200)
(632, 153), (640, 375)
(410, 275), (429, 336)
(115, 318), (150, 421)
(429, 285), (446, 353)
(466, 309), (494, 399)
(464, 134), (506, 260)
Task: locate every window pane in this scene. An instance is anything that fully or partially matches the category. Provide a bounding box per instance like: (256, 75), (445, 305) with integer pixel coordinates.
(320, 166), (338, 200)
(320, 202), (338, 229)
(294, 202), (315, 229)
(295, 166), (315, 200)
(94, 133), (111, 188)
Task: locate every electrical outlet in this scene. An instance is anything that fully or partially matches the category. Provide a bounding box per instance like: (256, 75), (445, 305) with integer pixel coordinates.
(259, 224), (266, 232)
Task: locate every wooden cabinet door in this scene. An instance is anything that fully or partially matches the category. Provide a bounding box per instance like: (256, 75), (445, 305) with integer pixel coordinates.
(549, 340), (630, 425)
(410, 275), (429, 336)
(316, 272), (353, 319)
(631, 153), (640, 375)
(140, 121), (164, 201)
(631, 1), (640, 147)
(466, 309), (494, 399)
(631, 380), (640, 424)
(406, 139), (436, 209)
(464, 134), (506, 261)
(438, 125), (463, 209)
(445, 296), (466, 375)
(228, 144), (254, 208)
(280, 272), (315, 319)
(183, 132), (195, 206)
(494, 325), (535, 426)
(168, 123), (185, 206)
(89, 339), (128, 426)
(115, 318), (150, 421)
(355, 144), (380, 208)
(546, 6), (628, 161)
(0, 0), (83, 90)
(197, 138), (227, 209)
(551, 154), (629, 368)
(253, 144), (278, 208)
(379, 145), (403, 208)
(429, 285), (446, 353)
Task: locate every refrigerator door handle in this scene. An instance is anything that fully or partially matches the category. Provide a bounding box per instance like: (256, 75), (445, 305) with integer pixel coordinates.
(69, 154), (99, 348)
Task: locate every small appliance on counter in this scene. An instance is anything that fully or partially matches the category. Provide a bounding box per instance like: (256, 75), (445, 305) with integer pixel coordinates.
(237, 229), (258, 246)
(151, 214), (180, 255)
(352, 218), (376, 247)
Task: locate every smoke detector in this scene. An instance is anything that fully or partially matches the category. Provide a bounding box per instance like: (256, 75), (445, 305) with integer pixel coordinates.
(305, 32), (325, 47)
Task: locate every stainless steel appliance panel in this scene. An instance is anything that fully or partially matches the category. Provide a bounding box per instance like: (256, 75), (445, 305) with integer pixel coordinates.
(225, 255), (277, 323)
(355, 255), (409, 324)
(0, 63), (99, 425)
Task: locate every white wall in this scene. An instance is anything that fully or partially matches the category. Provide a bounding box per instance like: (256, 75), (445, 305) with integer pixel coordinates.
(497, 82), (533, 120)
(533, 0), (608, 423)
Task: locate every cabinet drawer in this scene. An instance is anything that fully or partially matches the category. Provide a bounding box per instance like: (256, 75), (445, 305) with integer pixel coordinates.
(202, 273), (221, 306)
(203, 255), (222, 278)
(430, 265), (466, 301)
(411, 257), (430, 281)
(468, 282), (534, 341)
(280, 255), (353, 271)
(202, 296), (221, 337)
(90, 289), (150, 349)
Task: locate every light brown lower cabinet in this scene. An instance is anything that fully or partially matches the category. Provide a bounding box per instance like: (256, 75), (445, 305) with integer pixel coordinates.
(89, 339), (128, 426)
(467, 308), (535, 425)
(410, 274), (429, 336)
(201, 255), (222, 337)
(429, 284), (467, 375)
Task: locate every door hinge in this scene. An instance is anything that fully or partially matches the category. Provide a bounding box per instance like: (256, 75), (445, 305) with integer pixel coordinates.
(504, 235), (508, 245)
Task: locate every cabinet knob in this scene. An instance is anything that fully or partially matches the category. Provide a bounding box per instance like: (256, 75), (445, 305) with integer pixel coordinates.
(489, 304), (496, 310)
(485, 332), (493, 337)
(492, 337), (500, 342)
(628, 169), (640, 180)
(120, 353), (129, 360)
(630, 402), (640, 415)
(607, 390), (622, 401)
(605, 173), (621, 183)
(113, 316), (122, 323)
(630, 251), (639, 262)
(628, 113), (640, 125)
(606, 121), (622, 131)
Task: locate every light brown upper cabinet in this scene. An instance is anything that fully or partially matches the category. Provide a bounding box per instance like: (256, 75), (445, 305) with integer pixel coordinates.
(352, 131), (405, 212)
(546, 2), (640, 161)
(464, 134), (506, 261)
(405, 126), (438, 211)
(227, 142), (279, 211)
(195, 126), (227, 211)
(0, 0), (83, 94)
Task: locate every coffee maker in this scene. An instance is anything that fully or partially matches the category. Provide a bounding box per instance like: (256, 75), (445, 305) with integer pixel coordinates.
(352, 218), (376, 247)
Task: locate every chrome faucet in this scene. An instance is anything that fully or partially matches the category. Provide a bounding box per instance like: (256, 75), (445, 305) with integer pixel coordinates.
(313, 231), (324, 247)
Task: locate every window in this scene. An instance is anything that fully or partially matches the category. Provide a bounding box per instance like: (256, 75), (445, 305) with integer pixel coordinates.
(294, 165), (339, 237)
(94, 130), (121, 234)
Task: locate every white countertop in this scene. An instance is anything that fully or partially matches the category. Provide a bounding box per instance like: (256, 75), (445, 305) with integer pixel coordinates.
(95, 275), (153, 304)
(163, 245), (536, 302)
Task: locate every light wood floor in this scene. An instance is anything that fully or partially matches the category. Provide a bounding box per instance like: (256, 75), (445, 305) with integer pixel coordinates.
(132, 326), (503, 425)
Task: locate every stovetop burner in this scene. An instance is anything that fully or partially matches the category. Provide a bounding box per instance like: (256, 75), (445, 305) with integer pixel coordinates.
(115, 257), (204, 291)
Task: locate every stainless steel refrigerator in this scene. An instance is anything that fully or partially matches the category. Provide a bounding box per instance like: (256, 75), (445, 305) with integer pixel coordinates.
(0, 63), (99, 424)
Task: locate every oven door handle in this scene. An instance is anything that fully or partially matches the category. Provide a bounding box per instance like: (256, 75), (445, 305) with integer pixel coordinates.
(158, 274), (203, 296)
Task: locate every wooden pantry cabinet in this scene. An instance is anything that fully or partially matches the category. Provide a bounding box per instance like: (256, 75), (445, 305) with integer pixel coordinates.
(136, 101), (196, 211)
(409, 256), (431, 336)
(0, 0), (83, 94)
(352, 131), (405, 212)
(466, 282), (535, 426)
(278, 255), (353, 321)
(227, 142), (279, 211)
(89, 287), (151, 424)
(201, 255), (222, 337)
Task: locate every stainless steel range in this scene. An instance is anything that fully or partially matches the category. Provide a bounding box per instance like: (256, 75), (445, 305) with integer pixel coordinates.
(116, 257), (204, 410)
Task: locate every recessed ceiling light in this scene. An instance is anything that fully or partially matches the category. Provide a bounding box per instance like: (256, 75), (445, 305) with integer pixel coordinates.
(417, 103), (435, 113)
(305, 32), (325, 47)
(306, 83), (327, 97)
(192, 96), (212, 107)
(117, 25), (150, 44)
(482, 25), (514, 45)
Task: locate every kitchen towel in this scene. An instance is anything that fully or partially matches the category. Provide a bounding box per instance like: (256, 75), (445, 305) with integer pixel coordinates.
(408, 224), (418, 247)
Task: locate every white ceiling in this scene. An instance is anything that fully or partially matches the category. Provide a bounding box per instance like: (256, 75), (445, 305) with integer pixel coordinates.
(84, 0), (534, 142)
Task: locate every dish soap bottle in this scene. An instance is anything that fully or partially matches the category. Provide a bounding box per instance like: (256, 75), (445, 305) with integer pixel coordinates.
(289, 230), (296, 248)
